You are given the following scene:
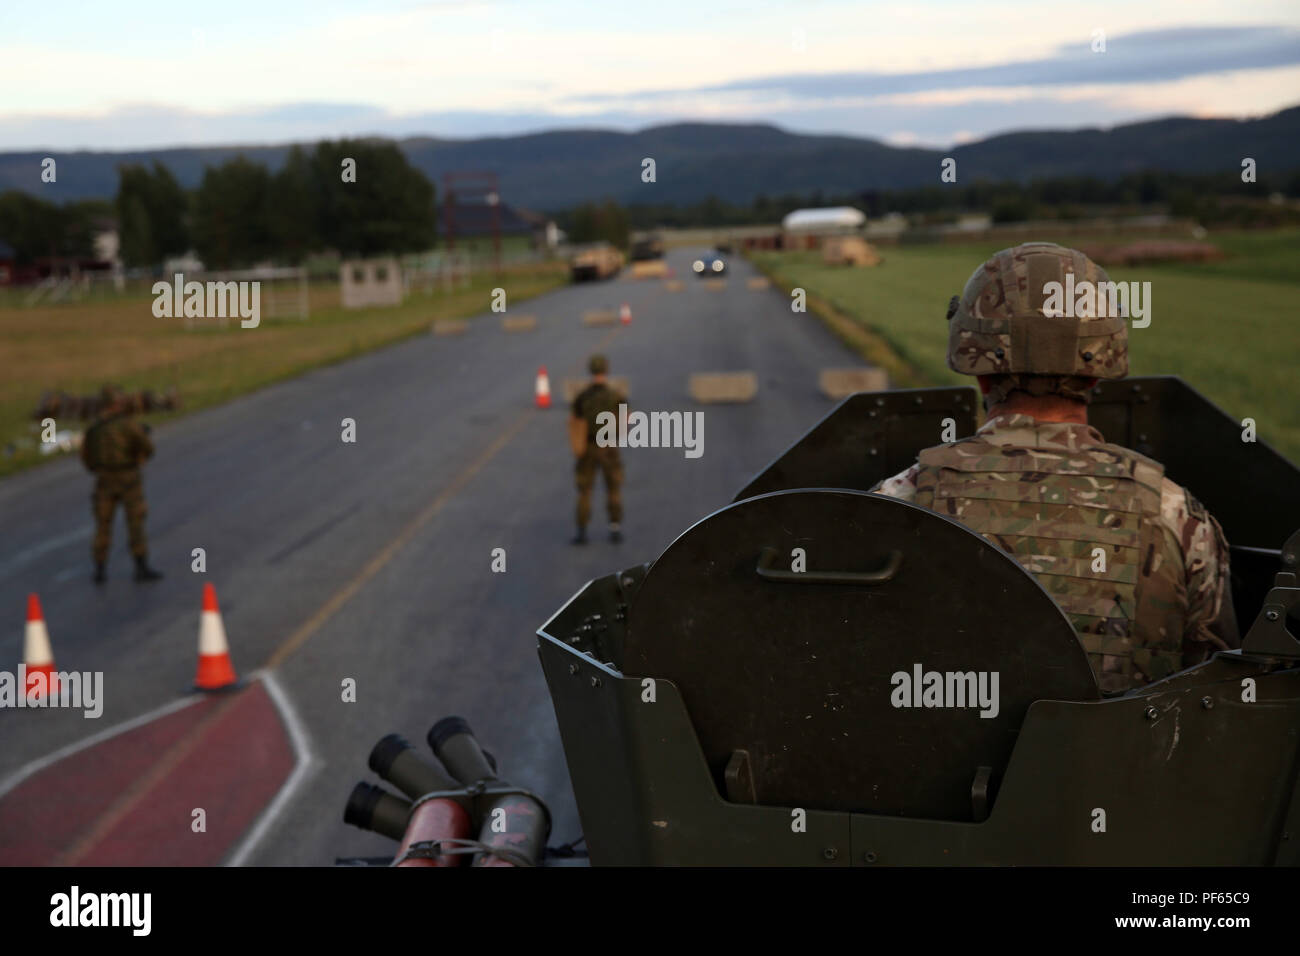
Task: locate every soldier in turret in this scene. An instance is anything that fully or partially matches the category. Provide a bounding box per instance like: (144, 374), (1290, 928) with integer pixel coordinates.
(873, 243), (1237, 693)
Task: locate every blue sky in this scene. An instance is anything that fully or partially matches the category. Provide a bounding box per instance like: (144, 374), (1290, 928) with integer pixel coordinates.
(2, 0), (1298, 149)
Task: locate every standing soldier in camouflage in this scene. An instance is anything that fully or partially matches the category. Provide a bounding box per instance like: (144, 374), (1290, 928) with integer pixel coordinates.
(872, 242), (1237, 694)
(80, 384), (164, 583)
(569, 354), (625, 545)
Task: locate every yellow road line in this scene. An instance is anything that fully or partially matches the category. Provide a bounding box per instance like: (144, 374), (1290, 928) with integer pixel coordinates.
(48, 326), (624, 865)
(264, 411), (531, 668)
(58, 416), (530, 863)
(264, 324), (621, 671)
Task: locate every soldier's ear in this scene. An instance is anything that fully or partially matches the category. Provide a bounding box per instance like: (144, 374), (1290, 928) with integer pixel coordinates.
(946, 295), (959, 321)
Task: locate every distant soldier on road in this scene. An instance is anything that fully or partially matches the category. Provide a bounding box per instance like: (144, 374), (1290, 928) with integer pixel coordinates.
(80, 384), (163, 583)
(570, 354), (625, 545)
(872, 242), (1237, 693)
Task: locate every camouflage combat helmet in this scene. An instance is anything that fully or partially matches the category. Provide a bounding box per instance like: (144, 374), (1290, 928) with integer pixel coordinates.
(589, 354), (609, 375)
(946, 242), (1128, 405)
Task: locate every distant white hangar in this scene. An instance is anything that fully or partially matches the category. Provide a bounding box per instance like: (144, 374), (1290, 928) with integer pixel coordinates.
(781, 207), (867, 234)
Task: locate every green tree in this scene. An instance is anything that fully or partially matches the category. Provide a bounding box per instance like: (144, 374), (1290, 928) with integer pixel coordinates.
(0, 192), (60, 263)
(117, 195), (154, 266)
(308, 139), (436, 256)
(0, 192), (110, 262)
(115, 162), (189, 266)
(567, 199), (629, 249)
(268, 145), (315, 263)
(191, 156), (274, 268)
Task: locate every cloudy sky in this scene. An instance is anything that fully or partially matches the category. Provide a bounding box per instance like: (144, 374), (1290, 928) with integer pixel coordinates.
(3, 0), (1299, 150)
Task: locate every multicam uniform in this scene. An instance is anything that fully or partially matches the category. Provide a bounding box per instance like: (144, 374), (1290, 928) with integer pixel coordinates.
(873, 413), (1238, 693)
(572, 382), (625, 530)
(81, 412), (154, 563)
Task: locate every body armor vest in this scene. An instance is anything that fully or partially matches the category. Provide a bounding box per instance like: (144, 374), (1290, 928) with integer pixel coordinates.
(913, 431), (1187, 694)
(575, 384), (623, 441)
(83, 416), (137, 471)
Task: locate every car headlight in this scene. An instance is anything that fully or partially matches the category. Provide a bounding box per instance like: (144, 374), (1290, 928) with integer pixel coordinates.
(692, 260), (705, 272)
(711, 260), (724, 272)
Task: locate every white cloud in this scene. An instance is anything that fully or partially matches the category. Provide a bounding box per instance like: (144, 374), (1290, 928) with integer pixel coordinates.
(1, 3), (1298, 148)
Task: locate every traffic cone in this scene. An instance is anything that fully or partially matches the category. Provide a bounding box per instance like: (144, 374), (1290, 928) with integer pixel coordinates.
(23, 593), (57, 701)
(535, 366), (551, 409)
(619, 302), (632, 325)
(194, 583), (238, 692)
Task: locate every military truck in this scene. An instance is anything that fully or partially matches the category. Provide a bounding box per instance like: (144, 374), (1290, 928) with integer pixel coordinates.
(539, 377), (1300, 866)
(349, 377), (1299, 866)
(629, 233), (665, 262)
(628, 234), (668, 279)
(569, 243), (625, 282)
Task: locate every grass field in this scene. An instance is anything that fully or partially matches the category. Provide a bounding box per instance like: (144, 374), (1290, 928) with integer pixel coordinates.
(749, 228), (1300, 463)
(0, 262), (568, 478)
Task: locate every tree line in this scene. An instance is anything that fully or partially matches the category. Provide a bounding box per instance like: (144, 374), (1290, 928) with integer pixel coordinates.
(563, 199), (630, 249)
(572, 169), (1300, 231)
(0, 139), (437, 269)
(4, 162), (1298, 270)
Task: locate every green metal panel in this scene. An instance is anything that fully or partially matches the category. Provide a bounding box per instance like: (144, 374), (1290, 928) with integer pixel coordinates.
(734, 386), (978, 500)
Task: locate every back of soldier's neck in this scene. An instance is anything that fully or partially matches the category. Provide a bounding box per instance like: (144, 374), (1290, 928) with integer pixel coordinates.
(986, 395), (1088, 425)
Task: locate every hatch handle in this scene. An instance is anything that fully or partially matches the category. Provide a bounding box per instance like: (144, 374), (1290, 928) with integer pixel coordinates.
(756, 546), (902, 585)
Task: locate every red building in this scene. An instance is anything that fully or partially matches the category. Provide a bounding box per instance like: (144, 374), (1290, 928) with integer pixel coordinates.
(0, 240), (14, 285)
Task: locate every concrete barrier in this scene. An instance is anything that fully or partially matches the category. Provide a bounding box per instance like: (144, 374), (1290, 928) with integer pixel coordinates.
(502, 315), (537, 332)
(688, 371), (758, 403)
(431, 319), (468, 336)
(582, 309), (617, 326)
(563, 376), (630, 404)
(631, 260), (669, 279)
(818, 367), (889, 399)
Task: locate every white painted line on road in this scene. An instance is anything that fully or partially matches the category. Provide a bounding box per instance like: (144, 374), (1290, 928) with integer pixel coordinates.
(224, 669), (320, 867)
(0, 527), (89, 579)
(0, 693), (202, 801)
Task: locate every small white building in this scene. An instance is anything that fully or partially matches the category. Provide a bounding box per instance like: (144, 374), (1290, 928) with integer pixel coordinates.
(781, 207), (866, 235)
(163, 251), (206, 275)
(341, 257), (404, 309)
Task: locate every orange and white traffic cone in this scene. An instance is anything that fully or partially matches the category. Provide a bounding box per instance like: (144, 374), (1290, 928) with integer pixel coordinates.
(194, 583), (238, 692)
(619, 302), (632, 325)
(23, 593), (57, 701)
(535, 366), (551, 409)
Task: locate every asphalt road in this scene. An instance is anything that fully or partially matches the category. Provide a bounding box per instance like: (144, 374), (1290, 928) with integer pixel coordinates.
(0, 247), (874, 865)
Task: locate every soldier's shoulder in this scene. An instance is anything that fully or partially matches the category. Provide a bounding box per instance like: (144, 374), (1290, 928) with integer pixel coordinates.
(116, 415), (147, 436)
(1158, 477), (1228, 557)
(1088, 436), (1166, 494)
(1158, 477), (1199, 529)
(1097, 436), (1163, 470)
(913, 433), (995, 470)
(97, 416), (132, 438)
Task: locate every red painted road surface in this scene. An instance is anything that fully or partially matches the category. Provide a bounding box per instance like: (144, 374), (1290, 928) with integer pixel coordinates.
(0, 680), (293, 865)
